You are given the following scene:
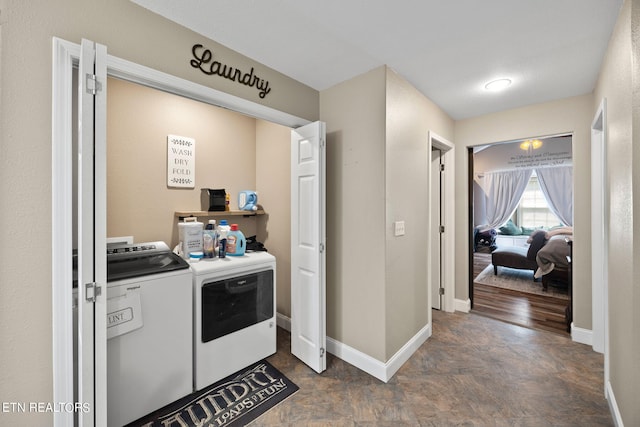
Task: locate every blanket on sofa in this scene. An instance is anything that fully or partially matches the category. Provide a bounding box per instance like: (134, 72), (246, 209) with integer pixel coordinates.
(534, 235), (572, 278)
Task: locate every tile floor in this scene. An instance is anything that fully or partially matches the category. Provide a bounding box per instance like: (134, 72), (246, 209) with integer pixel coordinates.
(256, 310), (613, 426)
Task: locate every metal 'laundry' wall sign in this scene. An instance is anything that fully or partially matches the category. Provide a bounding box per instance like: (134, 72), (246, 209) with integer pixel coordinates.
(190, 44), (272, 99)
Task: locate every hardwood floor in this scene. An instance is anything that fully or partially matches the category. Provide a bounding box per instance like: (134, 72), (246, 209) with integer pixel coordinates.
(471, 252), (570, 335)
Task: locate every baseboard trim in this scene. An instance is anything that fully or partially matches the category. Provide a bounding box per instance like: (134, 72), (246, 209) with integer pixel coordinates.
(328, 322), (432, 383)
(571, 323), (593, 346)
(606, 380), (624, 426)
(276, 312), (432, 383)
(276, 312), (291, 332)
(454, 298), (471, 313)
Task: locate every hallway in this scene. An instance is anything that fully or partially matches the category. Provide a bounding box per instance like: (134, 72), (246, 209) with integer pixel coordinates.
(258, 310), (611, 426)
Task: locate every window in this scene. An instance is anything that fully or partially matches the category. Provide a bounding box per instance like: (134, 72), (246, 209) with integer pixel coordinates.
(515, 174), (561, 229)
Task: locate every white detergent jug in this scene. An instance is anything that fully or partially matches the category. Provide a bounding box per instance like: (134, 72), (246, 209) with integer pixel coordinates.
(177, 217), (203, 260)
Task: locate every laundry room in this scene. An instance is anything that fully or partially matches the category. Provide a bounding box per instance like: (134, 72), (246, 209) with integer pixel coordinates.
(103, 76), (295, 425)
(106, 76), (292, 307)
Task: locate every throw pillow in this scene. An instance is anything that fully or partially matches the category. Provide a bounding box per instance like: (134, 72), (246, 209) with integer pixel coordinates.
(499, 220), (521, 235)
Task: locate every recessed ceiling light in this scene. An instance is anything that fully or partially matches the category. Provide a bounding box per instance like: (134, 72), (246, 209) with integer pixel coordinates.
(484, 78), (512, 91)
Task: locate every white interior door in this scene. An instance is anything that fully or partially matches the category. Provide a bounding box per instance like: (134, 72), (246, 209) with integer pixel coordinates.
(428, 131), (455, 313)
(431, 148), (443, 310)
(77, 39), (107, 427)
(290, 121), (326, 373)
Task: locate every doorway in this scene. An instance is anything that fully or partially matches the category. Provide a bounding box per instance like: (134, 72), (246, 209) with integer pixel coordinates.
(52, 38), (323, 426)
(428, 131), (455, 314)
(431, 147), (443, 310)
(468, 135), (574, 335)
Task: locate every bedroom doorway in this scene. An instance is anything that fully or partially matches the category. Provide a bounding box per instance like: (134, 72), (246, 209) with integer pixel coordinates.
(468, 135), (573, 335)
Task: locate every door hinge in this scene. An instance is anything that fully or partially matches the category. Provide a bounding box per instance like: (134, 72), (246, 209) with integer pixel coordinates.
(440, 164), (445, 172)
(320, 138), (325, 147)
(86, 73), (102, 95)
(320, 347), (325, 358)
(319, 243), (325, 253)
(439, 225), (445, 233)
(85, 282), (102, 303)
(439, 287), (445, 296)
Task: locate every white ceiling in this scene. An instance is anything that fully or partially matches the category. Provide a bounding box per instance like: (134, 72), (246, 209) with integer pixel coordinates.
(130, 0), (622, 120)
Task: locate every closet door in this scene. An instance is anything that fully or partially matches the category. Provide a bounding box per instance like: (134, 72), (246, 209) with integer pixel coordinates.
(290, 121), (326, 373)
(77, 38), (107, 427)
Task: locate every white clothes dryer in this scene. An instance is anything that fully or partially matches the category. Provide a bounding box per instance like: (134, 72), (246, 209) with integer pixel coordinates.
(191, 251), (276, 391)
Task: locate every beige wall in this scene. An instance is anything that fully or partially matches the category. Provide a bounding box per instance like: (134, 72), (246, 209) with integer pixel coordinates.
(473, 136), (573, 174)
(320, 66), (388, 361)
(255, 120), (293, 317)
(593, 0), (639, 424)
(108, 77), (293, 314)
(107, 78), (293, 317)
(454, 94), (594, 328)
(384, 69), (454, 358)
(107, 77), (259, 247)
(0, 1), (317, 424)
(320, 66), (454, 362)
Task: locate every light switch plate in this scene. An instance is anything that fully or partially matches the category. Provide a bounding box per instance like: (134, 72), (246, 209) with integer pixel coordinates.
(394, 221), (405, 236)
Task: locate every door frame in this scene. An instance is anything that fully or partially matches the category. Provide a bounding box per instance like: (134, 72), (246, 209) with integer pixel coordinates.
(427, 131), (455, 313)
(430, 146), (443, 310)
(590, 98), (608, 379)
(52, 37), (311, 426)
(52, 37), (78, 427)
(467, 135), (576, 322)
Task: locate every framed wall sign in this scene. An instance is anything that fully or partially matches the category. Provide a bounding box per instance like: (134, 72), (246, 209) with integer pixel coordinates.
(167, 134), (195, 188)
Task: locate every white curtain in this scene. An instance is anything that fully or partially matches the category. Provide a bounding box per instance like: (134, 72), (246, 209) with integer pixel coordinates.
(479, 169), (533, 230)
(535, 166), (573, 226)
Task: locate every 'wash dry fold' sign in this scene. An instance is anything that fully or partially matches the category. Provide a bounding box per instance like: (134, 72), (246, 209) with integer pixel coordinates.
(168, 135), (195, 188)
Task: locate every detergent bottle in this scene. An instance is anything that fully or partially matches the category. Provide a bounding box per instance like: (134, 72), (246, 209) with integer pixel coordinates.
(217, 219), (231, 258)
(203, 220), (217, 258)
(177, 217), (203, 260)
(226, 224), (246, 256)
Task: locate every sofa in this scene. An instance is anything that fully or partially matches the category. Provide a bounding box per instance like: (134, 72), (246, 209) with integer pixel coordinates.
(491, 227), (573, 288)
(491, 230), (547, 280)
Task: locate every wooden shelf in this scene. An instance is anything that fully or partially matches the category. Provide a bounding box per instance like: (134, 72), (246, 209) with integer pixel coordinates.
(175, 210), (265, 220)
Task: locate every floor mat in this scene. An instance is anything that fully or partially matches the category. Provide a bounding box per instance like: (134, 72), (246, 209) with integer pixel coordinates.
(126, 360), (298, 427)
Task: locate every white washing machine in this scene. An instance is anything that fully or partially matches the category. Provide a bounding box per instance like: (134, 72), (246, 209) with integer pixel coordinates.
(106, 242), (192, 427)
(191, 251), (276, 391)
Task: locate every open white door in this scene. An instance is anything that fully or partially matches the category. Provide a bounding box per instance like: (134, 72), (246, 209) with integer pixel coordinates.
(430, 148), (443, 310)
(77, 39), (107, 426)
(428, 131), (455, 313)
(290, 121), (326, 373)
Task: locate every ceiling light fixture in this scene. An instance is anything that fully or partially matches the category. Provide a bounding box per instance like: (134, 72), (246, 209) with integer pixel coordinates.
(520, 139), (543, 151)
(484, 78), (512, 91)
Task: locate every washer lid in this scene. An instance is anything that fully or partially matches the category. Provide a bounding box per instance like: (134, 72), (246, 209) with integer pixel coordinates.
(106, 241), (189, 282)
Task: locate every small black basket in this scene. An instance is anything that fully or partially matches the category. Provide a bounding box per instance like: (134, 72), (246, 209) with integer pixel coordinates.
(201, 188), (226, 211)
